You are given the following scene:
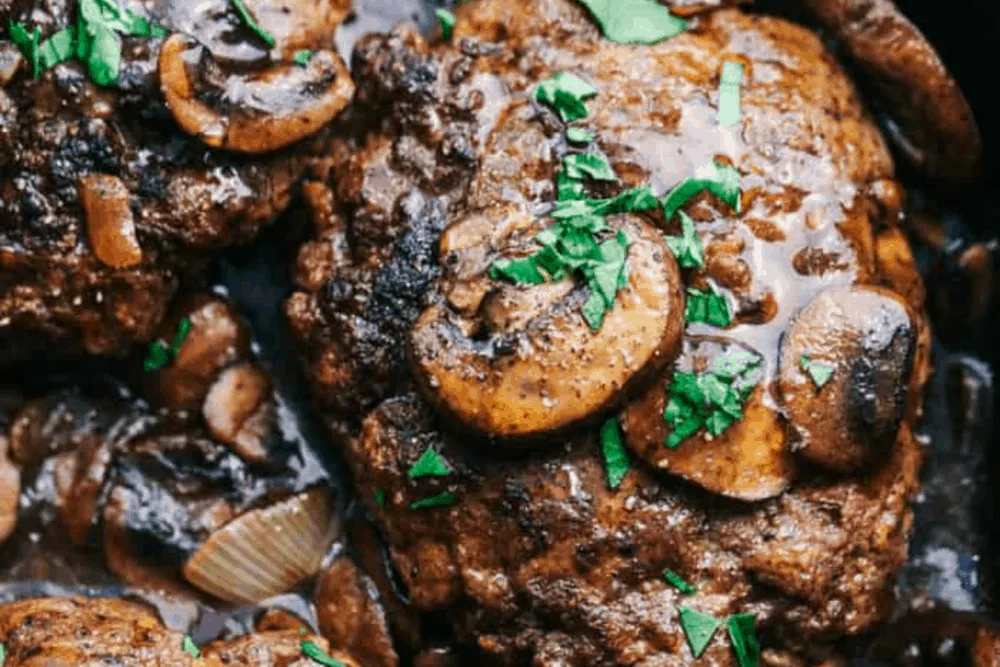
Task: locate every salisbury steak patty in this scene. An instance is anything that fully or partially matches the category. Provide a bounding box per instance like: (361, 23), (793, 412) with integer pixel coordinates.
(287, 0), (930, 663)
(0, 597), (360, 666)
(0, 0), (353, 363)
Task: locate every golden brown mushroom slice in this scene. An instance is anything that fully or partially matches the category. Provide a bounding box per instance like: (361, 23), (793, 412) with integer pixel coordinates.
(621, 337), (794, 501)
(777, 285), (918, 471)
(804, 0), (981, 184)
(410, 214), (685, 441)
(160, 34), (354, 154)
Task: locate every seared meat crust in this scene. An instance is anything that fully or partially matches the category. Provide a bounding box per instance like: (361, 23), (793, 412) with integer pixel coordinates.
(0, 597), (357, 667)
(0, 0), (352, 363)
(285, 0), (930, 664)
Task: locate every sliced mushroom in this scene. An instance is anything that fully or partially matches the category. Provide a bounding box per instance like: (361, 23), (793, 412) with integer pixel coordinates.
(144, 294), (251, 410)
(621, 337), (794, 501)
(203, 362), (275, 463)
(804, 0), (981, 184)
(777, 285), (917, 471)
(410, 214), (685, 440)
(0, 434), (19, 546)
(78, 174), (143, 269)
(159, 34), (355, 154)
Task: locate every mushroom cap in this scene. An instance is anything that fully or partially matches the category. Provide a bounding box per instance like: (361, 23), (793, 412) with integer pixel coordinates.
(621, 336), (794, 501)
(159, 34), (355, 154)
(410, 214), (685, 441)
(777, 284), (918, 471)
(804, 0), (981, 184)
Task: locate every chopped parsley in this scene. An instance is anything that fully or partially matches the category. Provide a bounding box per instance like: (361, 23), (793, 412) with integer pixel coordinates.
(576, 0), (687, 45)
(410, 491), (457, 510)
(566, 126), (594, 144)
(10, 0), (166, 85)
(717, 60), (744, 127)
(678, 606), (721, 658)
(663, 161), (741, 221)
(665, 212), (705, 269)
(374, 487), (386, 508)
(8, 22), (42, 77)
(435, 8), (456, 41)
(599, 418), (630, 490)
(557, 170), (587, 201)
(562, 153), (618, 182)
(0, 642), (6, 665)
(800, 355), (834, 389)
(663, 348), (760, 448)
(293, 49), (312, 66)
(685, 285), (731, 327)
(182, 635), (200, 658)
(300, 640), (346, 667)
(534, 72), (597, 123)
(230, 0), (276, 47)
(143, 317), (191, 372)
(408, 446), (450, 479)
(727, 613), (760, 667)
(664, 569), (696, 594)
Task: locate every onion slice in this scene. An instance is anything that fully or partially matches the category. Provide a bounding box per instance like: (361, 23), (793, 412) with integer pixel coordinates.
(183, 487), (338, 604)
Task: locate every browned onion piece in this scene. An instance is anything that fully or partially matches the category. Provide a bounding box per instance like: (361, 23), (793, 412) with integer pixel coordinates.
(144, 295), (251, 410)
(78, 174), (143, 269)
(410, 214), (684, 441)
(203, 362), (275, 463)
(159, 34), (355, 154)
(183, 488), (338, 604)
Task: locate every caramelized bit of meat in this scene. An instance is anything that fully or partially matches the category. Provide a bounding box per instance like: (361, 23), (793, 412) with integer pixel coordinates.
(411, 215), (684, 440)
(160, 35), (355, 154)
(78, 174), (143, 269)
(203, 631), (361, 667)
(622, 337), (795, 501)
(144, 295), (251, 410)
(316, 556), (400, 667)
(778, 285), (917, 471)
(203, 362), (275, 463)
(804, 0), (981, 184)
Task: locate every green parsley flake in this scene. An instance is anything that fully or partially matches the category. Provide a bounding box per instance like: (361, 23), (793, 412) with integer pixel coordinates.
(0, 642), (6, 666)
(410, 491), (457, 510)
(182, 635), (200, 658)
(664, 569), (696, 594)
(563, 153), (618, 182)
(86, 22), (120, 87)
(300, 640), (346, 667)
(665, 212), (705, 269)
(534, 72), (597, 123)
(685, 286), (731, 327)
(374, 487), (386, 508)
(800, 355), (834, 389)
(663, 349), (760, 448)
(293, 49), (312, 66)
(716, 60), (744, 127)
(576, 0), (687, 45)
(408, 446), (450, 479)
(678, 606), (721, 658)
(599, 418), (630, 490)
(727, 613), (761, 667)
(436, 9), (456, 41)
(9, 22), (42, 77)
(39, 27), (77, 69)
(230, 0), (276, 47)
(663, 161), (741, 221)
(566, 126), (594, 144)
(557, 171), (586, 201)
(143, 316), (191, 372)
